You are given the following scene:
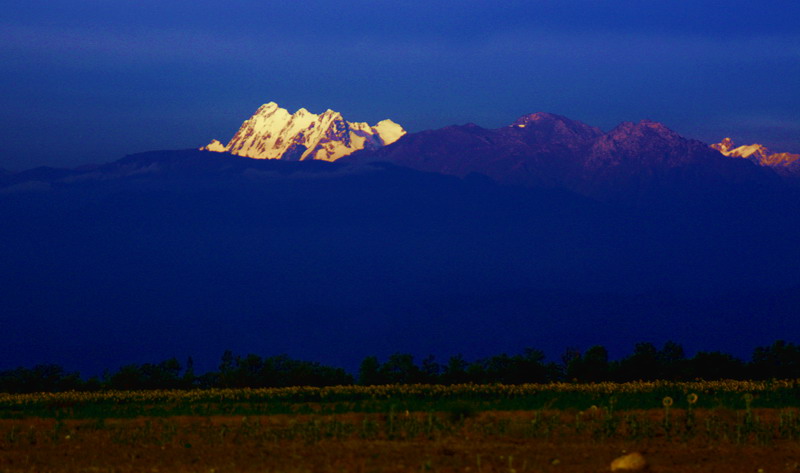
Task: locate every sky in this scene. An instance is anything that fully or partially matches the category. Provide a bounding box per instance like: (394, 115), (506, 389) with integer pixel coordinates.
(1, 0), (799, 171)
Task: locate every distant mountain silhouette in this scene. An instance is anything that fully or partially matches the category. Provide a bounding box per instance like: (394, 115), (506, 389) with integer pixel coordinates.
(0, 149), (379, 193)
(346, 114), (779, 201)
(579, 120), (777, 199)
(345, 113), (598, 189)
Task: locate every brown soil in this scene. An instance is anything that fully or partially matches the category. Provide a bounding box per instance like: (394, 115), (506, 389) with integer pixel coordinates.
(1, 411), (799, 473)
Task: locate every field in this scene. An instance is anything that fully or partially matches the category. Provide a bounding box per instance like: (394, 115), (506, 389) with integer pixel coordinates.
(2, 381), (800, 472)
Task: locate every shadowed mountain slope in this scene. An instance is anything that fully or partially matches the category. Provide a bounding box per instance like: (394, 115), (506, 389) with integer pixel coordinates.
(1, 149), (799, 374)
(347, 115), (779, 202)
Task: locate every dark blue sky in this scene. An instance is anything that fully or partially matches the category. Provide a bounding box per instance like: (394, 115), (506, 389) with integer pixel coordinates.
(1, 0), (798, 170)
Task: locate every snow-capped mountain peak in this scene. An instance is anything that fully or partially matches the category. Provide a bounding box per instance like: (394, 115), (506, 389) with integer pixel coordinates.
(203, 103), (405, 162)
(711, 138), (800, 175)
(711, 137), (735, 154)
(202, 139), (226, 153)
(712, 138), (769, 160)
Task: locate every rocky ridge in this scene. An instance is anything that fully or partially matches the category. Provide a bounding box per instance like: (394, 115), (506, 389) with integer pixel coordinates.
(345, 114), (774, 198)
(202, 102), (405, 162)
(712, 138), (800, 175)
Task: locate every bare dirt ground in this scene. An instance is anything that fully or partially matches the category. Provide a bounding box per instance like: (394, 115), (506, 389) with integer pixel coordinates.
(1, 411), (799, 472)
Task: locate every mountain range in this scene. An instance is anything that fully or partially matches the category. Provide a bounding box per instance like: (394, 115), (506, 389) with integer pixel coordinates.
(711, 138), (800, 176)
(202, 102), (405, 162)
(8, 103), (797, 202)
(2, 102), (800, 375)
(348, 113), (791, 200)
(197, 103), (798, 200)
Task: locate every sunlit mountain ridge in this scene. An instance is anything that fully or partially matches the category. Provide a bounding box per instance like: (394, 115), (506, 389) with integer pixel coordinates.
(712, 137), (800, 176)
(202, 102), (405, 162)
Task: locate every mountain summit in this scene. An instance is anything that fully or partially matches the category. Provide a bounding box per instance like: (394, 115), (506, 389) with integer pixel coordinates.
(712, 137), (770, 161)
(346, 114), (773, 199)
(203, 102), (405, 161)
(712, 138), (800, 175)
(510, 112), (603, 148)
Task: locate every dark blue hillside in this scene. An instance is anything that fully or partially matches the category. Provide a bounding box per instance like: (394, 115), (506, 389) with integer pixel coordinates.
(1, 150), (799, 375)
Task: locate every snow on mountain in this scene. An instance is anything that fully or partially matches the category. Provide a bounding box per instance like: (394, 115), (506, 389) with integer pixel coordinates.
(711, 137), (735, 154)
(712, 138), (769, 160)
(203, 139), (226, 153)
(712, 138), (800, 173)
(202, 102), (405, 162)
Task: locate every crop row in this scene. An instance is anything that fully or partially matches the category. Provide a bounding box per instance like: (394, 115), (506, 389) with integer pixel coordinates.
(2, 379), (799, 419)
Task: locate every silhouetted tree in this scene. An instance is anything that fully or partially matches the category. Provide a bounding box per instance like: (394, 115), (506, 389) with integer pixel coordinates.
(107, 365), (145, 390)
(107, 358), (183, 390)
(0, 365), (82, 393)
(561, 347), (581, 381)
(262, 354), (353, 387)
(658, 341), (687, 380)
(182, 356), (196, 388)
(468, 348), (550, 384)
(618, 342), (660, 381)
(218, 349), (236, 387)
(358, 356), (382, 385)
(441, 354), (469, 385)
(750, 340), (800, 379)
(688, 351), (745, 380)
(8, 339), (800, 391)
(379, 353), (422, 384)
(617, 341), (688, 381)
(210, 353), (354, 388)
(566, 345), (611, 383)
(519, 347), (552, 383)
(420, 355), (441, 384)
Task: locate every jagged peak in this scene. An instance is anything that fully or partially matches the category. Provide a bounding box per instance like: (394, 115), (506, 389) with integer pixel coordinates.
(372, 119), (406, 145)
(711, 138), (732, 153)
(608, 119), (679, 139)
(376, 118), (400, 126)
(516, 111), (564, 120)
(711, 138), (800, 169)
(727, 143), (768, 159)
(200, 139), (226, 152)
(509, 112), (603, 141)
(320, 109), (343, 118)
(639, 119), (668, 128)
(256, 102), (281, 113)
(203, 101), (405, 161)
(512, 112), (578, 127)
(710, 138), (800, 169)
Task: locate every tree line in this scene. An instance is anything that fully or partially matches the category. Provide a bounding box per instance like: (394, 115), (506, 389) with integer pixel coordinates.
(2, 340), (800, 393)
